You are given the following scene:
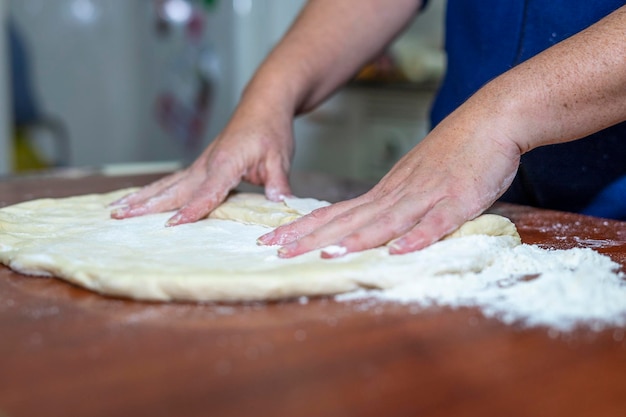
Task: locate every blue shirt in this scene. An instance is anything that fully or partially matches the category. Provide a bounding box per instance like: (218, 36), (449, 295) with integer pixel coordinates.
(430, 0), (626, 218)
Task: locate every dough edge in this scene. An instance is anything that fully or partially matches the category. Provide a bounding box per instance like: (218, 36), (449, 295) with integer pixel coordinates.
(0, 189), (521, 302)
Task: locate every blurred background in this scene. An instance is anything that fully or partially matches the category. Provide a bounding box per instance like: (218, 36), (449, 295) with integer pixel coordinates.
(0, 0), (446, 181)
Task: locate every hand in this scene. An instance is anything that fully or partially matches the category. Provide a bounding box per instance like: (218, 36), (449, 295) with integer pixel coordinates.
(110, 105), (294, 225)
(258, 115), (521, 258)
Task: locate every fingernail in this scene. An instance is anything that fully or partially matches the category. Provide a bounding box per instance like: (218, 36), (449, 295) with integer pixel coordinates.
(111, 206), (135, 219)
(166, 213), (184, 227)
(110, 207), (126, 218)
(320, 245), (347, 259)
(257, 231), (275, 245)
(267, 190), (289, 202)
(388, 238), (405, 255)
(277, 242), (297, 258)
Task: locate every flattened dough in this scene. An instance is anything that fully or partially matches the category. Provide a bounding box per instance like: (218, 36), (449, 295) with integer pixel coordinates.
(445, 214), (521, 244)
(209, 193), (330, 227)
(0, 189), (521, 302)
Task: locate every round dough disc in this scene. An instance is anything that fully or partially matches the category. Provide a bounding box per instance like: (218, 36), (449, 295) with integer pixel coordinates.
(0, 190), (521, 302)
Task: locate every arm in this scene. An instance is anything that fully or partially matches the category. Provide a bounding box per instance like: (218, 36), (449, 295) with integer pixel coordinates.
(111, 0), (423, 222)
(264, 5), (626, 257)
(478, 5), (626, 152)
(247, 0), (424, 115)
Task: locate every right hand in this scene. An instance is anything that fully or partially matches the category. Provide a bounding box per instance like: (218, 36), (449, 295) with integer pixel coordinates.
(110, 105), (295, 226)
(257, 110), (521, 258)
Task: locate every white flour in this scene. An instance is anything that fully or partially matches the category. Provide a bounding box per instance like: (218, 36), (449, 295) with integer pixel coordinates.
(337, 237), (626, 332)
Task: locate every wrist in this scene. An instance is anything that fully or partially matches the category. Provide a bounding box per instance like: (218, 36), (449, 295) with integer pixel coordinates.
(460, 75), (537, 157)
(238, 60), (309, 118)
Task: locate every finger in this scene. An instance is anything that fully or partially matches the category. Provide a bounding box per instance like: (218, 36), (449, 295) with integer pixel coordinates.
(264, 155), (292, 202)
(320, 199), (423, 258)
(165, 174), (239, 226)
(109, 170), (186, 206)
(276, 199), (390, 258)
(257, 198), (359, 246)
(110, 183), (195, 219)
(388, 203), (468, 255)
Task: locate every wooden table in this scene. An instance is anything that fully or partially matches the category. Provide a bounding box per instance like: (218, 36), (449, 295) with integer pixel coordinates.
(1, 173), (625, 417)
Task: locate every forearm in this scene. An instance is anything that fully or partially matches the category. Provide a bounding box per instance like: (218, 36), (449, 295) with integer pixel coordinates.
(238, 0), (423, 117)
(464, 6), (626, 154)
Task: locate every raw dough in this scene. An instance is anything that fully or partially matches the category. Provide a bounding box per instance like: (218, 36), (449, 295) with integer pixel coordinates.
(0, 189), (521, 302)
(445, 214), (521, 244)
(209, 193), (330, 227)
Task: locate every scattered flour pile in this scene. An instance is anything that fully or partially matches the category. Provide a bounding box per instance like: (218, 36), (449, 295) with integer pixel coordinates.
(337, 235), (626, 332)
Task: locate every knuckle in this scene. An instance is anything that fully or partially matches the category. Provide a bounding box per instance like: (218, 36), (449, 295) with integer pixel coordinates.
(308, 206), (331, 221)
(341, 231), (365, 248)
(375, 212), (395, 227)
(335, 211), (355, 225)
(208, 149), (232, 167)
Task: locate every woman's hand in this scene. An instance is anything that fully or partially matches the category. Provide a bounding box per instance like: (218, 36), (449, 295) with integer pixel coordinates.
(111, 105), (294, 226)
(258, 111), (521, 258)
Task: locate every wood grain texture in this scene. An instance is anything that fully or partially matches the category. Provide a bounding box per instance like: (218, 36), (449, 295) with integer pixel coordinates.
(0, 173), (625, 417)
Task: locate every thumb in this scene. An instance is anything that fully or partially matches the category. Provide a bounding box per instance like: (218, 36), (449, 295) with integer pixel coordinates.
(264, 158), (292, 202)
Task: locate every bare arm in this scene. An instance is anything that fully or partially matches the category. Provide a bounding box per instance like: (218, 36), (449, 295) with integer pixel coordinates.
(111, 0), (423, 222)
(265, 5), (626, 257)
(473, 5), (626, 153)
(240, 0), (423, 114)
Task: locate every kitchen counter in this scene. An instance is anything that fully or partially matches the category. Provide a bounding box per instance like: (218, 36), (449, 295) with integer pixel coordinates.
(1, 173), (625, 417)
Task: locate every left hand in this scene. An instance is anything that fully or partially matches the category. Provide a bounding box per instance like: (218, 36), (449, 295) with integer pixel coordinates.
(110, 101), (294, 224)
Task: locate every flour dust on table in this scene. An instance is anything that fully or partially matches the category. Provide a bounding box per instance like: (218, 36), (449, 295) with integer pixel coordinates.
(0, 189), (624, 331)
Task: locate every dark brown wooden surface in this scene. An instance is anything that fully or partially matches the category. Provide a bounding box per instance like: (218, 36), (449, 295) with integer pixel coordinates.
(1, 172), (625, 417)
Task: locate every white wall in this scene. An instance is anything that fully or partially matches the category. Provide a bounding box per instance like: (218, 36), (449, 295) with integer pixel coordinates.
(8, 0), (186, 168)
